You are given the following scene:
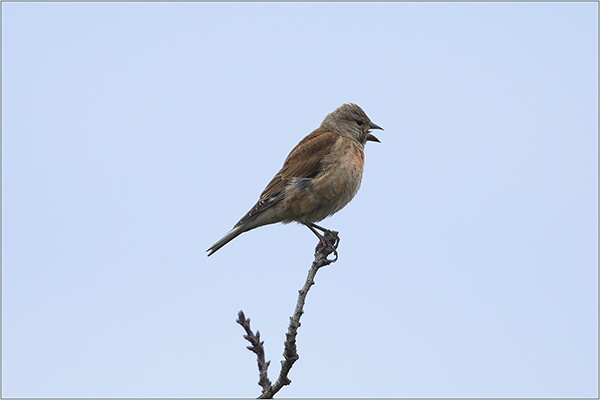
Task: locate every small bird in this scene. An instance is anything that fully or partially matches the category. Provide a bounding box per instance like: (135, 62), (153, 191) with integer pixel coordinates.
(207, 103), (383, 257)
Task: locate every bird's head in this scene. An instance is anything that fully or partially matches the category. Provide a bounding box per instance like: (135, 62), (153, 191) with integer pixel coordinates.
(320, 103), (383, 145)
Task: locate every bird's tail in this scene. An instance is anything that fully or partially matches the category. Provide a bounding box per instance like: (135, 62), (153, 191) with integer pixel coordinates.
(206, 226), (246, 256)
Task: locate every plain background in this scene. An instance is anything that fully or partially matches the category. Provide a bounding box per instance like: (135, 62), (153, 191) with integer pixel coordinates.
(2, 2), (598, 398)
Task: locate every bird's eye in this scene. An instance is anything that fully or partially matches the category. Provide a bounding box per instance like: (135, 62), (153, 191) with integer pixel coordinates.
(356, 120), (363, 126)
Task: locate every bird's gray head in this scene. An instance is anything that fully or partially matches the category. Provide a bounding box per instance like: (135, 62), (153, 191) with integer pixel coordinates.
(320, 103), (383, 145)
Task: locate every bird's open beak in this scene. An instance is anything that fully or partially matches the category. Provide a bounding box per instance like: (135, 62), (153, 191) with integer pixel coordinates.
(367, 133), (380, 143)
(370, 122), (384, 131)
(367, 122), (383, 142)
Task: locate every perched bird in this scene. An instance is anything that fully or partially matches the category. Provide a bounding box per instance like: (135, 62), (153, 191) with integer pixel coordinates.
(207, 103), (383, 257)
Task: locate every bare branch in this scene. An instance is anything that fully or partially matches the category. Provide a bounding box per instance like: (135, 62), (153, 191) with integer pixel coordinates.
(238, 230), (340, 398)
(236, 311), (273, 395)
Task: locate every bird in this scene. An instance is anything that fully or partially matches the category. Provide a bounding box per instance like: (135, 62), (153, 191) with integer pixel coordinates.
(207, 103), (383, 258)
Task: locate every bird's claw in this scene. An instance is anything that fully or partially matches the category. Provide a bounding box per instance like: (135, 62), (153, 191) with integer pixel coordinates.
(315, 230), (340, 263)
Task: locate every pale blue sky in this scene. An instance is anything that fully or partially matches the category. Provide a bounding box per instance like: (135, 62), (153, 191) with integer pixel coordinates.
(2, 2), (598, 398)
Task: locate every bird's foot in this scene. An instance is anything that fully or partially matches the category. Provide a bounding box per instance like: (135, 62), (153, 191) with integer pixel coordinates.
(315, 229), (340, 263)
(304, 223), (340, 264)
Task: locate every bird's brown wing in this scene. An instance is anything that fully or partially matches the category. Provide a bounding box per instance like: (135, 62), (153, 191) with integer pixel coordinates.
(235, 128), (339, 226)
